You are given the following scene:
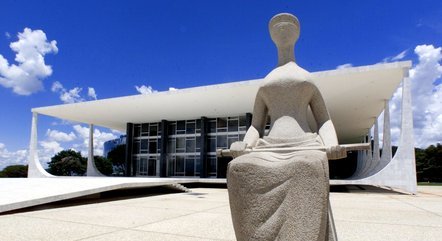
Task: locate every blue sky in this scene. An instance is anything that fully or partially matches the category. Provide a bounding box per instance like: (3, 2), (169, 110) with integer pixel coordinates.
(0, 0), (441, 169)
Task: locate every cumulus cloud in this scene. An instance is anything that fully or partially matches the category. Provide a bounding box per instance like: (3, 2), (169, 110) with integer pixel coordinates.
(336, 63), (353, 69)
(73, 125), (117, 156)
(135, 85), (157, 95)
(0, 28), (58, 95)
(0, 143), (28, 170)
(88, 87), (97, 100)
(381, 45), (442, 148)
(51, 81), (98, 103)
(46, 129), (76, 142)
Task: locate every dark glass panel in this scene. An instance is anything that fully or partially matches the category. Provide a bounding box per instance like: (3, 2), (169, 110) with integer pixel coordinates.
(176, 156), (185, 173)
(168, 139), (176, 153)
(186, 139), (195, 153)
(185, 157), (195, 176)
(177, 120), (185, 130)
(216, 135), (227, 148)
(176, 137), (185, 149)
(209, 137), (216, 152)
(168, 123), (176, 135)
(186, 122), (195, 134)
(196, 119), (201, 130)
(210, 157), (217, 174)
(149, 141), (157, 153)
(148, 158), (156, 176)
(228, 119), (238, 132)
(150, 124), (157, 136)
(141, 124), (149, 136)
(140, 139), (148, 153)
(196, 136), (201, 151)
(209, 120), (216, 133)
(239, 115), (247, 127)
(134, 125), (141, 137)
(133, 140), (140, 154)
(217, 118), (227, 128)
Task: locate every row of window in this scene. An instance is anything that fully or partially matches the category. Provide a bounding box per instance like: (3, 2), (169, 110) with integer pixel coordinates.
(132, 116), (248, 177)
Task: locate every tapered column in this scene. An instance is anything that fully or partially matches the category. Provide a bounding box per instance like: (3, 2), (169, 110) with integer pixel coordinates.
(86, 124), (104, 176)
(380, 100), (392, 164)
(27, 112), (53, 177)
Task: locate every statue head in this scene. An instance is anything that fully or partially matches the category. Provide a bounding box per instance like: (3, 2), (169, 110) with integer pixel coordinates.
(269, 13), (300, 49)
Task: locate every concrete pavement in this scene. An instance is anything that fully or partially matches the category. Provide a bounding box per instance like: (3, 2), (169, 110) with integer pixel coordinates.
(0, 186), (441, 241)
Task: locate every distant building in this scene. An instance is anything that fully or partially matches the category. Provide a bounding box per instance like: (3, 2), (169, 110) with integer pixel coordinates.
(103, 135), (126, 158)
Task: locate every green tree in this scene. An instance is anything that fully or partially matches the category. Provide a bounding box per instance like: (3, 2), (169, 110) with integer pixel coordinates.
(94, 155), (113, 176)
(107, 144), (126, 175)
(47, 150), (86, 176)
(416, 144), (442, 182)
(0, 165), (28, 177)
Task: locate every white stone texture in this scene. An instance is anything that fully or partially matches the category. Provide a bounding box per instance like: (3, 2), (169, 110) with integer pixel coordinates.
(86, 124), (104, 176)
(27, 112), (54, 178)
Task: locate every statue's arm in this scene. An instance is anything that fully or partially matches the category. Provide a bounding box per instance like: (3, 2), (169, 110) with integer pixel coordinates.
(310, 86), (346, 159)
(230, 90), (267, 156)
(310, 87), (339, 147)
(243, 91), (268, 147)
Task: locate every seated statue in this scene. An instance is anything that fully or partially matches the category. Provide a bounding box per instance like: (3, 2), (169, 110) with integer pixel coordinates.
(227, 13), (344, 241)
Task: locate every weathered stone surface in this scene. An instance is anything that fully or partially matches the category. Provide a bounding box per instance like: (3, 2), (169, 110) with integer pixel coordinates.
(227, 13), (339, 241)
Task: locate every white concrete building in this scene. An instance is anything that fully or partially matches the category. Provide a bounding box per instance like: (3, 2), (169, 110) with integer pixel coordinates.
(27, 61), (417, 194)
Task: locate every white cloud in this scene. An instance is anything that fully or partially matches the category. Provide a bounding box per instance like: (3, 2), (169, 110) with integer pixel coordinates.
(38, 140), (64, 167)
(88, 87), (97, 100)
(169, 87), (178, 91)
(46, 129), (76, 142)
(51, 81), (98, 103)
(382, 49), (408, 63)
(5, 32), (10, 39)
(73, 125), (117, 156)
(336, 63), (353, 69)
(0, 28), (57, 95)
(387, 45), (442, 148)
(135, 85), (157, 95)
(392, 50), (408, 61)
(0, 143), (28, 170)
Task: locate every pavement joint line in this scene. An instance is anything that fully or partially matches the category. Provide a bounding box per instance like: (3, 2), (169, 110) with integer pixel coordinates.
(125, 228), (233, 241)
(73, 229), (129, 241)
(388, 195), (442, 218)
(336, 218), (442, 228)
(128, 202), (230, 229)
(13, 213), (129, 230)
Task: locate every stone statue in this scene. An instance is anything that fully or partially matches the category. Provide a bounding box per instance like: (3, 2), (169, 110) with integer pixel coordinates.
(227, 13), (344, 241)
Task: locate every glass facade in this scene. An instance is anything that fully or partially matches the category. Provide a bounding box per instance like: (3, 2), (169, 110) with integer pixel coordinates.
(129, 115), (248, 177)
(166, 120), (201, 177)
(132, 123), (161, 176)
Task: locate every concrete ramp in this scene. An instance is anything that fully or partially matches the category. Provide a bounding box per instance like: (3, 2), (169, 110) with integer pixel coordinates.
(0, 177), (226, 213)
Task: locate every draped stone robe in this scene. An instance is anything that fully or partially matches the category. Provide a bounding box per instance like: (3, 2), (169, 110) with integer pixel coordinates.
(227, 62), (336, 241)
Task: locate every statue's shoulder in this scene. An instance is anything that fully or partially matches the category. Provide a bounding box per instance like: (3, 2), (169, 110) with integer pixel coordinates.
(263, 62), (312, 84)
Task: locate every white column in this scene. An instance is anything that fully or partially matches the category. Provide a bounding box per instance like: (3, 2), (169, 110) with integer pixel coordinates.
(86, 124), (104, 176)
(371, 118), (381, 171)
(380, 100), (392, 165)
(27, 112), (53, 177)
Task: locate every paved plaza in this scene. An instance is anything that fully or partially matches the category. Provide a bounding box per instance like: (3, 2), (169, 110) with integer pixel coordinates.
(0, 185), (441, 241)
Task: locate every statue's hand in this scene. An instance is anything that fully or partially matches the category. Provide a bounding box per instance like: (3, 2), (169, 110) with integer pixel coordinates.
(326, 145), (347, 160)
(230, 141), (248, 158)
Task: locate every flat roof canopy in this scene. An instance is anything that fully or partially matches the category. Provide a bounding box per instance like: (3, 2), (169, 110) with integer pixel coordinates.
(33, 61), (411, 144)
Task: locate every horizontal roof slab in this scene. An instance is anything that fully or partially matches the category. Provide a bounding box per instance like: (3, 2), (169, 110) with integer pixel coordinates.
(33, 61), (411, 144)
